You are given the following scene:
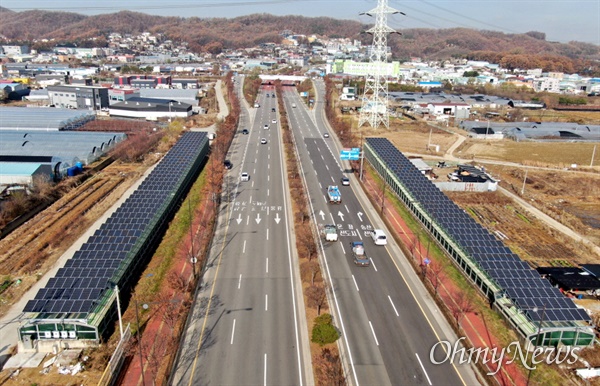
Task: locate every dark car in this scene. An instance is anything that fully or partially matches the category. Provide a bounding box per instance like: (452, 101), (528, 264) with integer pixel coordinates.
(224, 160), (232, 169)
(241, 129), (249, 135)
(271, 108), (276, 112)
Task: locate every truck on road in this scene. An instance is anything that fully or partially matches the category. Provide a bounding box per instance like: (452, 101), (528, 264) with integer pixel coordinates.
(320, 224), (338, 242)
(327, 185), (341, 204)
(351, 241), (370, 267)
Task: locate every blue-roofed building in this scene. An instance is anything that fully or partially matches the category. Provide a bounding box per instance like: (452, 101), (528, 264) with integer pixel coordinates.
(0, 162), (52, 188)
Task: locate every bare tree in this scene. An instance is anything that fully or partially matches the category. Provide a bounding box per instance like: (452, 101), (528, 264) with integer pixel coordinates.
(306, 284), (327, 315)
(426, 261), (445, 296)
(301, 260), (321, 285)
(450, 292), (475, 327)
(315, 348), (346, 386)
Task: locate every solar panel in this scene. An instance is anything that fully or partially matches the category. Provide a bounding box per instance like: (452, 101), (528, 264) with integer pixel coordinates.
(24, 132), (209, 318)
(365, 137), (591, 324)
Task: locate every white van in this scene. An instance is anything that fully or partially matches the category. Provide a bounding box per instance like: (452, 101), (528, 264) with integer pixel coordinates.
(371, 229), (387, 245)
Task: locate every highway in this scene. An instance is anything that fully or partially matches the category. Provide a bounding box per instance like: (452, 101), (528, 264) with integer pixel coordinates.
(282, 82), (480, 386)
(171, 82), (309, 385)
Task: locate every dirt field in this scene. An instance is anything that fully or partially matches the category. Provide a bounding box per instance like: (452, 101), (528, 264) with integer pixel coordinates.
(348, 114), (600, 267)
(456, 138), (599, 168)
(0, 160), (153, 318)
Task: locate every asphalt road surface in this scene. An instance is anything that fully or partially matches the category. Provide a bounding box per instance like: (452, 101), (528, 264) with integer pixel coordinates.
(282, 83), (479, 386)
(171, 83), (308, 386)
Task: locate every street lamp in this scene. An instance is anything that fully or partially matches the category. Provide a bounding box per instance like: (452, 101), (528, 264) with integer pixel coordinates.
(188, 198), (197, 279)
(134, 295), (146, 386)
(133, 296), (185, 386)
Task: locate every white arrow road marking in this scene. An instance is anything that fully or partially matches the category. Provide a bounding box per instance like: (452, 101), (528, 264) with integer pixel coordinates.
(357, 212), (364, 222)
(319, 210), (325, 221)
(274, 213), (281, 224)
(236, 214), (242, 225)
(337, 211), (345, 222)
(255, 214), (262, 224)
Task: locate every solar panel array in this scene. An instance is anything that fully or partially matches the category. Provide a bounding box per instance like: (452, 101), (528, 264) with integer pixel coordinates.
(365, 137), (589, 323)
(24, 131), (208, 317)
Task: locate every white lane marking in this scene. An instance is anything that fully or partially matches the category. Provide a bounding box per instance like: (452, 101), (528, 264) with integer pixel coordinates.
(253, 168), (256, 174)
(230, 319), (236, 344)
(369, 321), (379, 346)
(344, 204), (350, 214)
(249, 195), (253, 204)
(268, 164), (270, 169)
(243, 240), (246, 254)
(416, 353), (432, 385)
(321, 154), (325, 160)
(329, 212), (336, 222)
(246, 215), (249, 226)
(266, 228), (269, 240)
(266, 257), (269, 273)
(357, 230), (363, 241)
(255, 157), (257, 163)
(331, 176), (335, 183)
(352, 275), (359, 291)
(251, 181), (254, 188)
(388, 295), (399, 316)
(370, 258), (378, 271)
(238, 274), (242, 289)
(265, 294), (268, 311)
(325, 164), (329, 171)
(268, 154), (270, 159)
(264, 353), (268, 386)
(268, 175), (270, 182)
(267, 188), (270, 196)
(340, 242), (345, 254)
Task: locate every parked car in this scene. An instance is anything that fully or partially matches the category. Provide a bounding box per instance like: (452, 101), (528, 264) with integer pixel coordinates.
(224, 160), (232, 169)
(260, 138), (267, 144)
(240, 172), (250, 181)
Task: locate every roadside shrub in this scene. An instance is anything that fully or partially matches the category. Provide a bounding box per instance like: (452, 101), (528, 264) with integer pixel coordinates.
(312, 322), (339, 346)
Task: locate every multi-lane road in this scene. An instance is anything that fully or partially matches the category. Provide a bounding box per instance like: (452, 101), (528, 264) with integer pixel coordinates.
(171, 83), (309, 385)
(281, 81), (479, 386)
(172, 77), (479, 386)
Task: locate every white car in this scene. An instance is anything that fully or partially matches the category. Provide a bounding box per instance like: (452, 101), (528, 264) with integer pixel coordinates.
(260, 138), (267, 144)
(264, 124), (269, 129)
(323, 132), (330, 138)
(272, 119), (277, 124)
(240, 172), (249, 181)
(341, 177), (350, 186)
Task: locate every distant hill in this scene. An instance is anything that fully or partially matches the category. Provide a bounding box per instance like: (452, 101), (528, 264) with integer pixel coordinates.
(0, 9), (598, 74)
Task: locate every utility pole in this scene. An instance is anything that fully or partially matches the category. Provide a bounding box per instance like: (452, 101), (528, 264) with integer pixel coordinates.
(521, 169), (528, 196)
(358, 0), (404, 129)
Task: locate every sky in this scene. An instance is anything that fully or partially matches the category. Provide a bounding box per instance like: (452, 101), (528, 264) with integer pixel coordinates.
(1, 0), (598, 45)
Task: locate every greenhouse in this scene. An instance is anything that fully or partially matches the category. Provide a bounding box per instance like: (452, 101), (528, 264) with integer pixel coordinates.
(0, 130), (126, 169)
(18, 132), (209, 349)
(0, 107), (96, 131)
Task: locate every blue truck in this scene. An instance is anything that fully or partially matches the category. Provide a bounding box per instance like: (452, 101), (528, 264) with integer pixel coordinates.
(327, 185), (342, 204)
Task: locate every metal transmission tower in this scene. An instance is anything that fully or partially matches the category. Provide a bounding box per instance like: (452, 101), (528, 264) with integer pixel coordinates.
(358, 0), (403, 129)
